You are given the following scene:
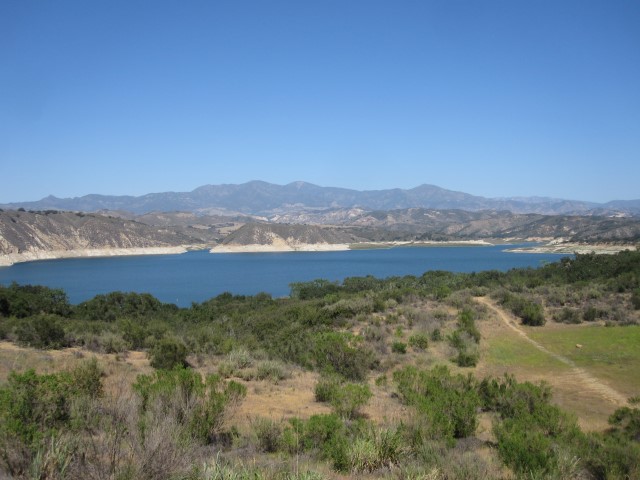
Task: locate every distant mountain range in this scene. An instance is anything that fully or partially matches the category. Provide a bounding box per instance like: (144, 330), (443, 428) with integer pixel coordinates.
(2, 181), (639, 217)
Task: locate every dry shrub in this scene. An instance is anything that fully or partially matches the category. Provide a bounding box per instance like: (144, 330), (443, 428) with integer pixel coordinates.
(66, 379), (138, 480)
(256, 360), (291, 383)
(130, 408), (194, 480)
(415, 439), (503, 480)
(29, 434), (76, 480)
(66, 376), (198, 480)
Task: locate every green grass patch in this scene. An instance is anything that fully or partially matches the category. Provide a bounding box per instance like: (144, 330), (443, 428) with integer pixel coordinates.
(484, 334), (567, 370)
(528, 325), (640, 396)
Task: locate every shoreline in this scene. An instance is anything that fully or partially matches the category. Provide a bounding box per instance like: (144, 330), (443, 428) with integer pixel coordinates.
(210, 239), (494, 254)
(505, 243), (637, 255)
(210, 243), (352, 253)
(2, 241), (635, 266)
(0, 246), (190, 267)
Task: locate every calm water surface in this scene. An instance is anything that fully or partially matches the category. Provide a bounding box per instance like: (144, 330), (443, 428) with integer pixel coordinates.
(0, 246), (568, 306)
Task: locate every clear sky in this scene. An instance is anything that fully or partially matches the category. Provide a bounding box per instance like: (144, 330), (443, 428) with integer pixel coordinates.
(1, 1), (639, 203)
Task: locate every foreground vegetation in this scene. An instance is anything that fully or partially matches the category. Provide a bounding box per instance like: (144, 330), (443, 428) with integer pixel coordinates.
(0, 250), (639, 479)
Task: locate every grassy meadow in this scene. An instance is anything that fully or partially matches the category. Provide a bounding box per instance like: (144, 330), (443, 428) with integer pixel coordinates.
(528, 324), (640, 398)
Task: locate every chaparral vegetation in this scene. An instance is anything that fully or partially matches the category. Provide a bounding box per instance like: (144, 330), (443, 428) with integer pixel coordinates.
(0, 250), (639, 479)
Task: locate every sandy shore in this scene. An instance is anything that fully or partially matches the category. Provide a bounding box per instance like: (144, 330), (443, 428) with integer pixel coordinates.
(0, 246), (189, 267)
(350, 240), (494, 249)
(210, 243), (352, 253)
(506, 243), (637, 255)
(210, 239), (494, 254)
(3, 241), (631, 265)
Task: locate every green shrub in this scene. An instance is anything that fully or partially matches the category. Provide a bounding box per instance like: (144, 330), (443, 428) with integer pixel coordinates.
(75, 291), (167, 321)
(69, 357), (103, 398)
(445, 309), (481, 367)
(479, 375), (552, 418)
(346, 437), (378, 473)
(301, 414), (345, 453)
(133, 368), (246, 444)
(454, 350), (479, 367)
(253, 417), (283, 453)
(583, 306), (604, 322)
(217, 360), (235, 378)
(391, 341), (407, 354)
(315, 376), (372, 419)
(480, 375), (586, 477)
(312, 332), (376, 381)
(554, 307), (582, 324)
(290, 279), (340, 300)
(14, 314), (67, 349)
(448, 331), (479, 367)
(0, 284), (71, 318)
(408, 333), (429, 350)
(322, 297), (374, 320)
(255, 360), (291, 382)
(227, 347), (254, 369)
(149, 337), (188, 370)
(345, 427), (404, 473)
(632, 289), (640, 310)
(497, 292), (546, 326)
(0, 319), (9, 340)
(394, 366), (479, 441)
(457, 308), (480, 343)
(96, 332), (129, 353)
(520, 301), (545, 326)
(580, 431), (640, 479)
(0, 362), (104, 474)
(608, 405), (640, 441)
(118, 318), (147, 349)
(329, 383), (372, 419)
(494, 418), (556, 475)
(314, 375), (342, 403)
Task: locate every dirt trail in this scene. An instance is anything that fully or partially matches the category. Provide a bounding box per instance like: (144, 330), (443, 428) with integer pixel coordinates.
(475, 296), (629, 408)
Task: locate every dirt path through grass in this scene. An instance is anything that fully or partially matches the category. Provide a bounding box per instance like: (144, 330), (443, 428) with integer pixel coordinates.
(475, 296), (629, 408)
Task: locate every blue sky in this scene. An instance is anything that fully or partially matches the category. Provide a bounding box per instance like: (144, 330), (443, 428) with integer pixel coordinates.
(1, 1), (639, 203)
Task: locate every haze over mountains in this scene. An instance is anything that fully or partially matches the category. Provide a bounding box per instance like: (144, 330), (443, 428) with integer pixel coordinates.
(2, 181), (639, 217)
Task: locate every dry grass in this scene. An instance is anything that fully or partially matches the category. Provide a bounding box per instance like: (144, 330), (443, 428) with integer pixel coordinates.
(236, 370), (332, 428)
(0, 341), (146, 378)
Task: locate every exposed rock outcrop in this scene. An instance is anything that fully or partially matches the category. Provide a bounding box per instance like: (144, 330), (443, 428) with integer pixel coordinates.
(0, 210), (199, 266)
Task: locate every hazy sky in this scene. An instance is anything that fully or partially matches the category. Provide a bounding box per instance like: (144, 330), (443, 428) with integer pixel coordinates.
(1, 1), (639, 203)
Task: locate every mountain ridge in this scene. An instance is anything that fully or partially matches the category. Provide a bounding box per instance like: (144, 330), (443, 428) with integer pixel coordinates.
(2, 181), (637, 217)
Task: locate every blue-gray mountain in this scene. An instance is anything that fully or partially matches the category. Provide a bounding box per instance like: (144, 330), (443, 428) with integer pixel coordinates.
(2, 181), (638, 216)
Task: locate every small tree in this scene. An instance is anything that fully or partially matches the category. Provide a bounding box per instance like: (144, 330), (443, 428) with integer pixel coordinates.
(14, 314), (67, 349)
(149, 337), (187, 370)
(521, 302), (545, 326)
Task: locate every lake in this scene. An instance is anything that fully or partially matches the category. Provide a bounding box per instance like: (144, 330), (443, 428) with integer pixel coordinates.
(0, 245), (568, 306)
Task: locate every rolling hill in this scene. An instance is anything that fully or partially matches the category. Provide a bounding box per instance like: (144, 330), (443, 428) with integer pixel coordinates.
(0, 210), (202, 265)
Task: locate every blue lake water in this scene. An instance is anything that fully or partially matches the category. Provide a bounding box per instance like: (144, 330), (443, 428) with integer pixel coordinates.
(0, 246), (568, 306)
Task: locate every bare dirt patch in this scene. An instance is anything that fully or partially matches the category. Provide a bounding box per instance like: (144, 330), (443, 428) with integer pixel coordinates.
(233, 370), (331, 430)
